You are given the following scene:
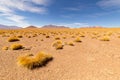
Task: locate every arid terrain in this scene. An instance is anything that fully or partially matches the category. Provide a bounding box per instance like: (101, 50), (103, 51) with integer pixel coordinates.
(1, 28), (120, 80)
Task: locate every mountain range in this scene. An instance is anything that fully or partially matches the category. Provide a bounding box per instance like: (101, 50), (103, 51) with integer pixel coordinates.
(41, 25), (69, 28)
(0, 24), (103, 29)
(0, 24), (21, 29)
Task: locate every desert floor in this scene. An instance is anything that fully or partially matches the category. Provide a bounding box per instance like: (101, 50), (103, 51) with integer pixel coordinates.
(1, 28), (120, 80)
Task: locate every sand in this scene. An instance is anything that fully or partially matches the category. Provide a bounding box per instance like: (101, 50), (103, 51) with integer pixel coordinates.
(0, 28), (120, 80)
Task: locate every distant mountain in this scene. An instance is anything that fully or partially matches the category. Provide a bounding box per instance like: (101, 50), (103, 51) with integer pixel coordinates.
(80, 26), (104, 28)
(25, 25), (38, 28)
(42, 25), (69, 28)
(0, 24), (21, 29)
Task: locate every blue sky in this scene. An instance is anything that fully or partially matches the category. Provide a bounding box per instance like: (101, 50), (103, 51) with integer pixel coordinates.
(0, 0), (120, 28)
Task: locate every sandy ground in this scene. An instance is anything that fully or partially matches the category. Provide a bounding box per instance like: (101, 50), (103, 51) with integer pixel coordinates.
(1, 28), (120, 80)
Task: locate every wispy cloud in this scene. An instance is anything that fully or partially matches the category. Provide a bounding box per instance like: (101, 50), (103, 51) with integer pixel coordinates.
(63, 5), (85, 11)
(56, 22), (89, 28)
(97, 0), (120, 10)
(87, 11), (118, 18)
(64, 7), (81, 11)
(31, 0), (51, 6)
(0, 0), (49, 13)
(0, 0), (50, 27)
(88, 0), (120, 18)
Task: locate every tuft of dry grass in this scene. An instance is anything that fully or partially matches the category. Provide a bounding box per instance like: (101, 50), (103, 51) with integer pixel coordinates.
(8, 37), (19, 42)
(2, 34), (10, 37)
(62, 36), (66, 39)
(100, 36), (110, 41)
(27, 36), (31, 38)
(68, 42), (75, 46)
(2, 46), (9, 50)
(46, 35), (50, 38)
(55, 36), (60, 40)
(41, 39), (44, 41)
(92, 32), (99, 35)
(17, 35), (23, 38)
(10, 44), (23, 50)
(74, 37), (82, 42)
(52, 40), (64, 50)
(118, 36), (120, 38)
(17, 52), (53, 69)
(71, 35), (75, 38)
(91, 35), (99, 39)
(80, 34), (85, 37)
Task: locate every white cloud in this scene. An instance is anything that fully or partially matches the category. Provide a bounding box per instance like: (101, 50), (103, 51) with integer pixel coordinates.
(56, 22), (89, 28)
(0, 0), (50, 27)
(0, 0), (48, 13)
(2, 13), (30, 27)
(90, 0), (120, 18)
(64, 7), (81, 11)
(97, 0), (120, 9)
(7, 15), (24, 23)
(31, 0), (51, 6)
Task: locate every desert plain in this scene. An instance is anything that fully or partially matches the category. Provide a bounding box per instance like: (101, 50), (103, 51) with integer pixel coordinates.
(1, 28), (120, 80)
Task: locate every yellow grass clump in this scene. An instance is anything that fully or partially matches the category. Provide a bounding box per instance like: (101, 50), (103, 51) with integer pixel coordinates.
(2, 46), (9, 50)
(80, 34), (85, 37)
(71, 35), (75, 38)
(91, 35), (99, 39)
(2, 34), (10, 37)
(55, 36), (60, 40)
(68, 42), (75, 46)
(8, 37), (19, 42)
(27, 36), (31, 38)
(10, 44), (23, 50)
(118, 36), (120, 38)
(92, 32), (99, 35)
(100, 36), (110, 41)
(46, 35), (50, 38)
(17, 52), (53, 69)
(74, 37), (82, 42)
(17, 35), (23, 38)
(62, 36), (66, 39)
(52, 40), (64, 50)
(41, 39), (44, 41)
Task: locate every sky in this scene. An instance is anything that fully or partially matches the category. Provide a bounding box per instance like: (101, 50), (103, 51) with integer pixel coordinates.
(0, 0), (120, 28)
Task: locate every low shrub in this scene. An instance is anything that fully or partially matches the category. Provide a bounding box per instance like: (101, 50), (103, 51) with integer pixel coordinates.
(68, 42), (74, 46)
(10, 44), (23, 50)
(17, 52), (53, 69)
(100, 36), (110, 41)
(8, 37), (19, 42)
(52, 40), (64, 50)
(55, 37), (60, 40)
(46, 35), (50, 38)
(2, 46), (9, 50)
(74, 37), (82, 42)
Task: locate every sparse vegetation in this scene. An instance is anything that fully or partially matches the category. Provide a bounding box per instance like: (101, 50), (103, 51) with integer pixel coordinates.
(71, 35), (75, 38)
(17, 35), (23, 38)
(46, 35), (50, 38)
(8, 37), (20, 42)
(80, 34), (85, 37)
(17, 52), (53, 69)
(2, 46), (9, 50)
(68, 42), (74, 46)
(1, 26), (120, 79)
(118, 36), (120, 38)
(52, 40), (64, 50)
(100, 36), (110, 41)
(41, 39), (44, 41)
(74, 37), (82, 42)
(55, 36), (60, 40)
(10, 44), (23, 50)
(62, 36), (66, 39)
